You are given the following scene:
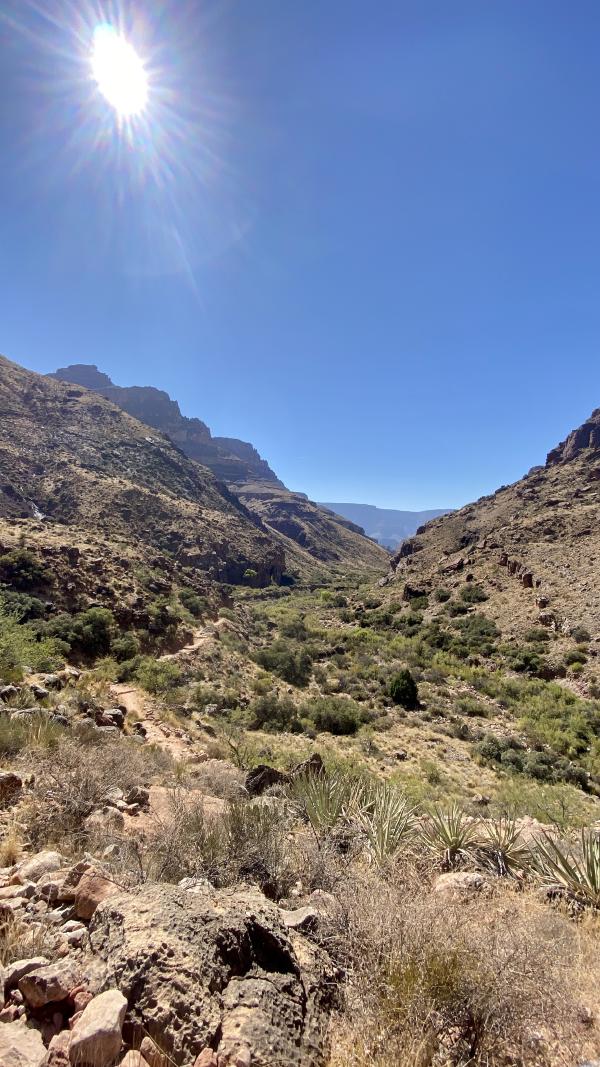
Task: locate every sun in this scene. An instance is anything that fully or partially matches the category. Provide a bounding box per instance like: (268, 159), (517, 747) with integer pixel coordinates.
(91, 24), (148, 118)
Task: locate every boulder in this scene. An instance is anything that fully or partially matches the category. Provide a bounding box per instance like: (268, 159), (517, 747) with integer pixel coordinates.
(124, 786), (149, 808)
(29, 685), (50, 701)
(44, 1030), (72, 1066)
(86, 882), (335, 1066)
(0, 770), (23, 807)
(280, 906), (319, 933)
(4, 956), (49, 995)
(18, 852), (64, 884)
(245, 764), (288, 796)
(69, 989), (127, 1066)
(119, 1055), (151, 1067)
(84, 808), (125, 835)
(0, 1021), (46, 1067)
(74, 869), (121, 921)
(19, 959), (82, 1008)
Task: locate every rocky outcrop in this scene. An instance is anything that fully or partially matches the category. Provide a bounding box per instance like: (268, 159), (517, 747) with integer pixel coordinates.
(51, 366), (284, 488)
(546, 408), (600, 466)
(86, 882), (336, 1066)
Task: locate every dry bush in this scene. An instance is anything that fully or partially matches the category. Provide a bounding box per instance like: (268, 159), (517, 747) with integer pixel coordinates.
(0, 913), (59, 966)
(189, 758), (246, 799)
(327, 868), (600, 1067)
(24, 736), (155, 850)
(0, 822), (24, 866)
(111, 791), (297, 899)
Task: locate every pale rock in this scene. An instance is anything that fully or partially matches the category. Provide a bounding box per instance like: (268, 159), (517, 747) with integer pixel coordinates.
(74, 870), (121, 921)
(4, 957), (49, 996)
(69, 989), (127, 1066)
(119, 1055), (151, 1067)
(44, 1030), (72, 1067)
(0, 1021), (46, 1067)
(18, 852), (64, 884)
(433, 871), (488, 896)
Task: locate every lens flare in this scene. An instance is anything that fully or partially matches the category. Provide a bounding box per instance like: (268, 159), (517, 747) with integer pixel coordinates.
(91, 23), (147, 117)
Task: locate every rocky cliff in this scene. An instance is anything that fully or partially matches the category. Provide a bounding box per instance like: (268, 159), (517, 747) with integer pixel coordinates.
(51, 364), (285, 488)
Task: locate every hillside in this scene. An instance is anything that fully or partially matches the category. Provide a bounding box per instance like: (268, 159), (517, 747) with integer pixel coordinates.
(386, 407), (600, 645)
(50, 363), (388, 576)
(0, 354), (284, 615)
(319, 501), (450, 548)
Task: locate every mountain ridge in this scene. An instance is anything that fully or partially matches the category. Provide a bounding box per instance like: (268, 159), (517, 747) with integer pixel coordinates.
(319, 501), (451, 548)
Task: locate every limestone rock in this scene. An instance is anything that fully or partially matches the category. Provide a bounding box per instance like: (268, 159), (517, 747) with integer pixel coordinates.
(86, 882), (335, 1066)
(69, 989), (127, 1066)
(0, 1021), (46, 1067)
(433, 872), (488, 896)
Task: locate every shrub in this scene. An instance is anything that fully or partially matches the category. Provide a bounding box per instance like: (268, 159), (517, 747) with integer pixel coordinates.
(434, 587), (451, 603)
(254, 640), (313, 687)
(0, 598), (63, 681)
(0, 549), (50, 591)
(571, 625), (591, 644)
(303, 696), (363, 735)
(111, 633), (140, 662)
(459, 583), (488, 604)
(565, 648), (587, 666)
(134, 657), (182, 694)
(179, 589), (209, 618)
(249, 693), (301, 733)
(44, 607), (116, 660)
(389, 669), (418, 709)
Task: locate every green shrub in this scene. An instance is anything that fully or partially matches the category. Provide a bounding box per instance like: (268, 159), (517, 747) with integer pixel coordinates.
(565, 648), (587, 666)
(389, 669), (419, 709)
(134, 657), (182, 694)
(45, 608), (116, 660)
(459, 583), (488, 604)
(303, 695), (363, 735)
(0, 598), (63, 681)
(249, 694), (301, 733)
(434, 587), (451, 603)
(254, 640), (313, 687)
(0, 549), (50, 591)
(111, 633), (140, 662)
(179, 589), (209, 618)
(571, 626), (591, 644)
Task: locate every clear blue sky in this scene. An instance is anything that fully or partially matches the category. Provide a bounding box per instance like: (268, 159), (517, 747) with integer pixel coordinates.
(1, 1), (599, 509)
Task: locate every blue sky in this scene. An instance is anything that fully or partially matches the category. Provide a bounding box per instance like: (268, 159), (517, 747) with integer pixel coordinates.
(1, 1), (599, 509)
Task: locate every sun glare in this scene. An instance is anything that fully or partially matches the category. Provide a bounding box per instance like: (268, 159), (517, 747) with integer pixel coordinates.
(91, 24), (148, 118)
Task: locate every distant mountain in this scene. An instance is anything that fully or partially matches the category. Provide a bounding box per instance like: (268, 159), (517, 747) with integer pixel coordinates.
(50, 364), (285, 488)
(318, 502), (451, 549)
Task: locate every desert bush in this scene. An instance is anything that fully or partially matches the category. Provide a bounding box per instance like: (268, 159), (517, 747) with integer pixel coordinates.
(249, 693), (301, 732)
(459, 583), (488, 604)
(303, 695), (364, 735)
(44, 607), (116, 660)
(421, 804), (479, 869)
(111, 632), (140, 662)
(571, 625), (591, 644)
(565, 647), (588, 666)
(434, 586), (451, 603)
(179, 588), (209, 618)
(530, 828), (600, 909)
(132, 657), (182, 694)
(25, 736), (151, 848)
(0, 598), (63, 681)
(254, 639), (313, 687)
(389, 669), (418, 708)
(354, 783), (417, 866)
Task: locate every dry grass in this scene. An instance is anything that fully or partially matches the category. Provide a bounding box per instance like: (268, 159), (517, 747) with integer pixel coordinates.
(327, 867), (600, 1067)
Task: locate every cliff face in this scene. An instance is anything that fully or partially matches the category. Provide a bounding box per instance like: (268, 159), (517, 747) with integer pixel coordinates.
(546, 409), (600, 466)
(51, 365), (284, 487)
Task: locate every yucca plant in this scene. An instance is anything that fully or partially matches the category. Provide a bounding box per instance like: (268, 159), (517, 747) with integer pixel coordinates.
(354, 782), (418, 866)
(290, 769), (365, 834)
(530, 829), (600, 909)
(477, 816), (529, 877)
(421, 803), (480, 870)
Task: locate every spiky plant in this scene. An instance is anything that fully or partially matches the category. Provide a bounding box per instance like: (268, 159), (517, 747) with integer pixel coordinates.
(354, 782), (418, 866)
(290, 769), (366, 834)
(477, 816), (529, 877)
(421, 803), (480, 870)
(530, 829), (600, 909)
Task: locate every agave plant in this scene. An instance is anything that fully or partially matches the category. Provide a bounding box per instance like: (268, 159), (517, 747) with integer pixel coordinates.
(353, 782), (417, 866)
(530, 829), (600, 909)
(421, 803), (480, 870)
(477, 816), (529, 877)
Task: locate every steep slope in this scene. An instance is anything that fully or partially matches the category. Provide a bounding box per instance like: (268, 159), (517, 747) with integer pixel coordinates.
(0, 354), (284, 610)
(235, 483), (389, 571)
(50, 363), (388, 576)
(319, 501), (450, 548)
(387, 408), (600, 640)
(51, 364), (285, 487)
